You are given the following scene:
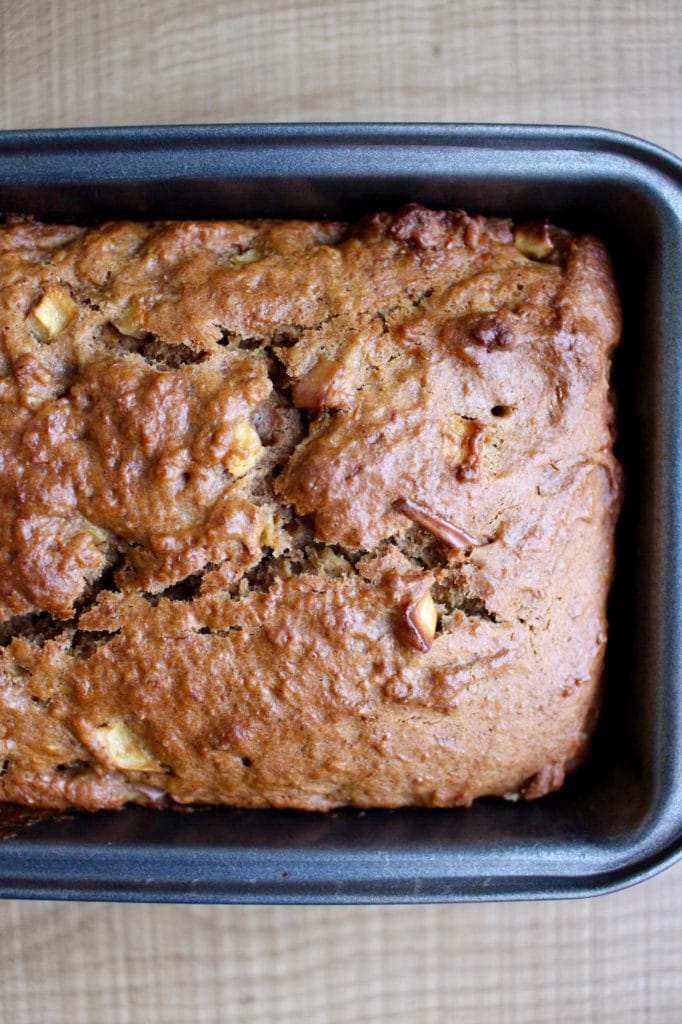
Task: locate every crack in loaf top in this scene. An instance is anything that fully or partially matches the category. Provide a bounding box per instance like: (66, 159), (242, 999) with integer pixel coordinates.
(0, 205), (619, 621)
(0, 204), (622, 811)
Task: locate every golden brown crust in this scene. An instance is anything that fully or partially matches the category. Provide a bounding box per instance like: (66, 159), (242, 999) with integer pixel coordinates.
(0, 204), (622, 811)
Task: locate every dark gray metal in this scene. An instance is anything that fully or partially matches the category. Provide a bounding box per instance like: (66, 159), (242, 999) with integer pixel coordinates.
(0, 123), (681, 903)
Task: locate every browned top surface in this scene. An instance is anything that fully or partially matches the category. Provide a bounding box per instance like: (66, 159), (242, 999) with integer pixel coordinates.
(0, 205), (621, 810)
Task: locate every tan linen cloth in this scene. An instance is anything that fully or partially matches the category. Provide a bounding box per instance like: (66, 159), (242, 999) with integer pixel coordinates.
(1, 2), (681, 1022)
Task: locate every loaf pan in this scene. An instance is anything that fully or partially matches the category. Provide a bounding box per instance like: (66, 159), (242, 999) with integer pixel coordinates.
(0, 123), (681, 904)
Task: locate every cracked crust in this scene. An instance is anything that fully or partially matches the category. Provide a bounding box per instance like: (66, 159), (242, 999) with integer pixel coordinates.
(0, 204), (622, 811)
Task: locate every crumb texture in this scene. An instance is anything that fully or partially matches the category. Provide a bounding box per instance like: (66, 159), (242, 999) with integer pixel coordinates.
(0, 205), (622, 811)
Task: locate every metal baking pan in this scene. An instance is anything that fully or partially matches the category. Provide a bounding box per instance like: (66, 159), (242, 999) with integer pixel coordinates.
(0, 123), (681, 903)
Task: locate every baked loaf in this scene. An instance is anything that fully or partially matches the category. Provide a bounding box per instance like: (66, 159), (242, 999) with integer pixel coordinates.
(0, 205), (622, 811)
